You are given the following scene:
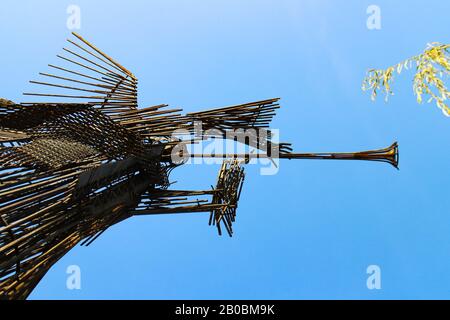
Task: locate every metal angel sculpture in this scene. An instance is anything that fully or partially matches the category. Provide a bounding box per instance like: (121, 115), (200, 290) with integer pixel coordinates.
(0, 33), (399, 299)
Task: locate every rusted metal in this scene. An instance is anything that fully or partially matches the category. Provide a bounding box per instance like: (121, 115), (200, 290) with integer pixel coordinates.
(0, 32), (399, 300)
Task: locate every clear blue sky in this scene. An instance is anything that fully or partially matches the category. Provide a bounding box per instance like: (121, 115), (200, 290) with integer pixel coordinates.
(1, 0), (449, 299)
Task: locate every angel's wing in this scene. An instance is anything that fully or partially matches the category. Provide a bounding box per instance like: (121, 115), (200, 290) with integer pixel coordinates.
(22, 32), (138, 118)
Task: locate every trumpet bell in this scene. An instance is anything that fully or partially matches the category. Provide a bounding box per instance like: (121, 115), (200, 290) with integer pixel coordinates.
(353, 142), (399, 169)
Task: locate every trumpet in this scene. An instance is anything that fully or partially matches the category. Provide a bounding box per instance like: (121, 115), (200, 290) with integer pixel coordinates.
(278, 142), (399, 169)
(188, 142), (399, 169)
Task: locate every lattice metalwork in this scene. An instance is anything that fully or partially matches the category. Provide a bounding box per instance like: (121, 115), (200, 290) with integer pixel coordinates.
(0, 33), (399, 299)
